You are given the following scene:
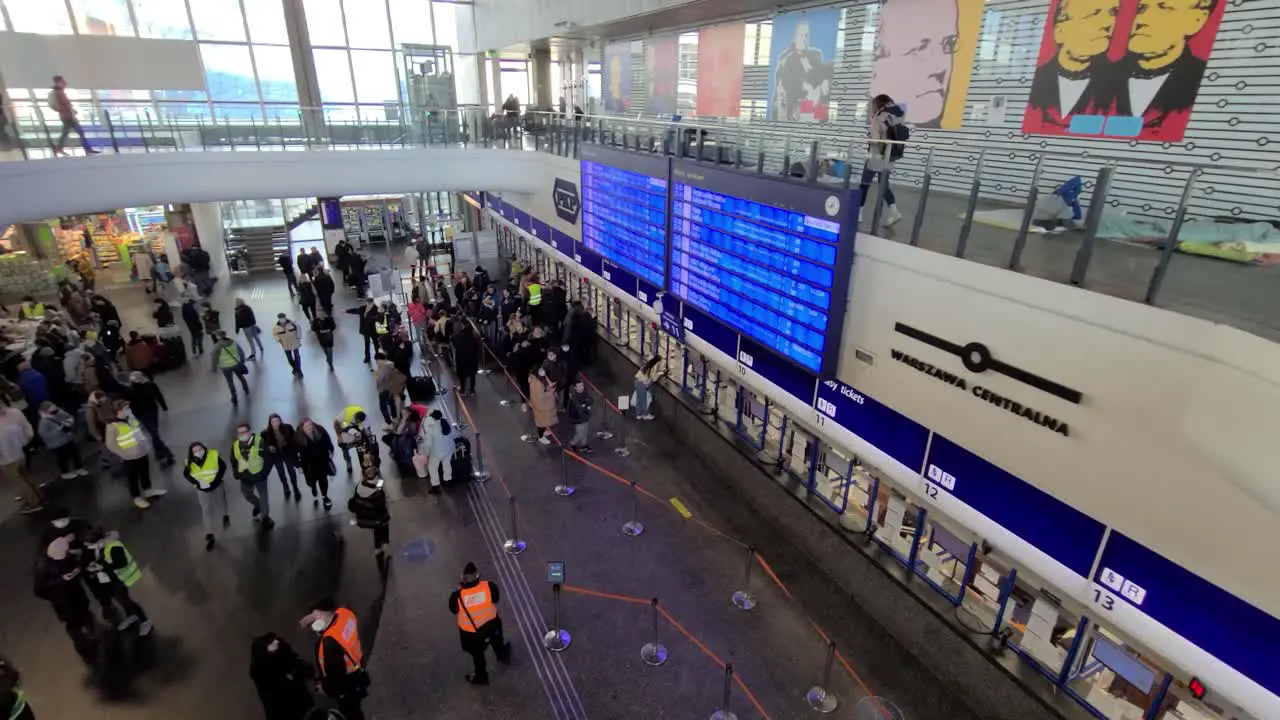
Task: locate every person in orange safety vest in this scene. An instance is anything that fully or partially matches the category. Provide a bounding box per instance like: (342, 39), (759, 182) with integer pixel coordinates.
(302, 598), (369, 719)
(447, 561), (511, 685)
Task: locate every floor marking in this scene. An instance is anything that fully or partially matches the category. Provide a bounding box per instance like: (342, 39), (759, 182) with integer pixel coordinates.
(669, 497), (692, 519)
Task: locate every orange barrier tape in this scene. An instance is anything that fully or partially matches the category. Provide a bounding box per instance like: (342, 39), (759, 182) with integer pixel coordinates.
(578, 373), (622, 415)
(656, 605), (725, 668)
(456, 388), (477, 427)
(560, 584), (651, 606)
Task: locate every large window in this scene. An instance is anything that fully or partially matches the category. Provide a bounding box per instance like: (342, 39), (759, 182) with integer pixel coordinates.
(313, 49), (355, 103)
(389, 0), (433, 45)
(350, 50), (397, 104)
(190, 0), (245, 42)
(254, 46), (299, 102)
(303, 0), (346, 46)
(244, 0), (289, 44)
(200, 43), (258, 102)
(344, 0), (390, 49)
(433, 1), (458, 51)
(4, 0), (75, 34)
(69, 0), (136, 36)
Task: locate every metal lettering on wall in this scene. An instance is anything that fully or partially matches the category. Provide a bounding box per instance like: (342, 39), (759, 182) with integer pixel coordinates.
(552, 178), (580, 225)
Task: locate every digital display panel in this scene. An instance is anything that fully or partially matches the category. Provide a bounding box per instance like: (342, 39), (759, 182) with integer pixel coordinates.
(669, 161), (857, 375)
(579, 146), (670, 290)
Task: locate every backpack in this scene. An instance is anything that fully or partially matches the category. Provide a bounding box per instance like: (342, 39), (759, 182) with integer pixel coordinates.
(885, 120), (909, 161)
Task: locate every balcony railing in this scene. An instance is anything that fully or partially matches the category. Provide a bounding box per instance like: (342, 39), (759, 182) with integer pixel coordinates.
(1, 100), (1276, 343)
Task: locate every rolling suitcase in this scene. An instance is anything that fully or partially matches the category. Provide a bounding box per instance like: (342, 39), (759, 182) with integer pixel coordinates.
(450, 436), (474, 483)
(407, 374), (437, 402)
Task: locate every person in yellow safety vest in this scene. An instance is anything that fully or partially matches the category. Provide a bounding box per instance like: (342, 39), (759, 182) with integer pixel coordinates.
(17, 296), (44, 322)
(183, 441), (229, 551)
(448, 562), (511, 685)
(526, 275), (543, 307)
(104, 400), (167, 510)
(83, 527), (153, 636)
(333, 406), (369, 475)
(304, 598), (369, 720)
(0, 655), (34, 720)
(232, 422), (274, 531)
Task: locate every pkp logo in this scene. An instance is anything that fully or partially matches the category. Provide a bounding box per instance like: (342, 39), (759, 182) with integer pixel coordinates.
(552, 178), (580, 225)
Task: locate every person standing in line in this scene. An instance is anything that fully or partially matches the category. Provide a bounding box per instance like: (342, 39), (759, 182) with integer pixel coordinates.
(34, 534), (98, 662)
(104, 400), (167, 509)
(277, 253), (297, 299)
(312, 309), (336, 371)
(182, 298), (205, 356)
(313, 268), (336, 316)
(565, 377), (594, 454)
(452, 322), (481, 397)
(356, 298), (381, 365)
(272, 313), (304, 378)
(126, 371), (176, 466)
(633, 355), (664, 421)
(415, 409), (453, 494)
(297, 274), (317, 323)
(250, 632), (315, 720)
(37, 402), (88, 480)
(347, 466), (390, 560)
(448, 562), (511, 685)
(302, 599), (369, 720)
(47, 75), (98, 156)
(295, 417), (335, 510)
(0, 405), (39, 513)
(262, 413), (300, 500)
(210, 330), (251, 406)
(232, 422), (274, 531)
(201, 301), (223, 342)
(235, 298), (266, 361)
(402, 242), (420, 282)
(183, 441), (229, 551)
(334, 239), (353, 284)
(373, 353), (406, 424)
(527, 366), (557, 445)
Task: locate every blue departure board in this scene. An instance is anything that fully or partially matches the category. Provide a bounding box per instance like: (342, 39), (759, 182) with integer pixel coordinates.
(669, 160), (857, 376)
(579, 145), (670, 291)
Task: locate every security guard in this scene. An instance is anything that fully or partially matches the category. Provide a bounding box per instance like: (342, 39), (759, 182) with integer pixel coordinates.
(448, 562), (511, 685)
(305, 598), (368, 720)
(333, 406), (371, 474)
(17, 295), (44, 321)
(84, 527), (153, 635)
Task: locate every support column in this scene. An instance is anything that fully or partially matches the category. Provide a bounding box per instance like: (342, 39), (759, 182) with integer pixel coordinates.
(489, 58), (502, 115)
(570, 49), (586, 112)
(190, 202), (232, 285)
(531, 48), (552, 109)
(281, 0), (325, 142)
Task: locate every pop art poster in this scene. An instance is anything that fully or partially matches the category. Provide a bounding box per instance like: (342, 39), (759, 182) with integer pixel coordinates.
(869, 0), (984, 129)
(1023, 0), (1226, 142)
(696, 22), (745, 117)
(604, 42), (632, 114)
(646, 35), (680, 115)
(767, 7), (841, 123)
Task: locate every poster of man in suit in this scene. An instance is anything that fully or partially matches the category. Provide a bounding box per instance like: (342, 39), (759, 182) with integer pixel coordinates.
(604, 42), (632, 114)
(767, 8), (840, 123)
(1023, 0), (1225, 142)
(869, 0), (984, 129)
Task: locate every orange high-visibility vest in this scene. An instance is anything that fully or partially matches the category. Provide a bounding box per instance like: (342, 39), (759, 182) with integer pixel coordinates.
(456, 581), (498, 632)
(317, 608), (363, 677)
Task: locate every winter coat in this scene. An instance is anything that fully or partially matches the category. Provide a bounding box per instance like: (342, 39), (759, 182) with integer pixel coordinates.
(183, 451), (227, 492)
(348, 481), (390, 529)
(104, 416), (152, 460)
(566, 391), (593, 425)
(452, 328), (480, 377)
(528, 373), (558, 429)
(262, 423), (297, 464)
(272, 319), (302, 351)
(313, 273), (335, 302)
(311, 316), (336, 348)
(294, 425), (334, 477)
(418, 416), (453, 460)
(128, 380), (168, 424)
(234, 304), (257, 332)
(182, 301), (203, 333)
(249, 635), (315, 720)
(297, 281), (316, 308)
(37, 408), (77, 449)
(124, 339), (154, 371)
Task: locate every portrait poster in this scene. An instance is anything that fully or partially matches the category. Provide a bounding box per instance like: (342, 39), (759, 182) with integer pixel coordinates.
(1022, 0), (1226, 142)
(604, 41), (633, 114)
(869, 0), (984, 129)
(767, 8), (841, 123)
(646, 34), (680, 115)
(696, 22), (745, 117)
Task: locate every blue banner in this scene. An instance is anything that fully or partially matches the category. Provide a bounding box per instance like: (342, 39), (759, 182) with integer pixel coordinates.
(636, 277), (662, 307)
(737, 336), (818, 404)
(530, 218), (550, 243)
(548, 228), (572, 256)
(600, 259), (638, 298)
(815, 379), (929, 473)
(511, 207), (529, 231)
(681, 303), (738, 359)
(574, 245), (603, 276)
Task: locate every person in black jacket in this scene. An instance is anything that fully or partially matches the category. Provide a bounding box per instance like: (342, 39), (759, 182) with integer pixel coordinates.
(296, 249), (314, 279)
(312, 310), (336, 370)
(452, 323), (480, 396)
(295, 417), (335, 510)
(313, 269), (336, 315)
(183, 441), (229, 551)
(297, 274), (317, 323)
(262, 414), (300, 499)
(565, 376), (593, 453)
(234, 298), (266, 361)
(127, 371), (175, 465)
(182, 299), (204, 355)
(354, 298), (381, 364)
(0, 656), (34, 720)
(347, 466), (390, 560)
(152, 298), (175, 329)
(88, 292), (120, 327)
(348, 253), (368, 296)
(34, 534), (98, 662)
(250, 632), (315, 720)
(277, 253), (297, 299)
(448, 562), (511, 685)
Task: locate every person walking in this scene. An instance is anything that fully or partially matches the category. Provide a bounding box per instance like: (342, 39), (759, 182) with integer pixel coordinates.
(333, 407), (370, 475)
(297, 274), (317, 323)
(528, 367), (557, 445)
(183, 441), (230, 551)
(303, 599), (369, 720)
(313, 268), (336, 316)
(415, 409), (453, 494)
(373, 353), (406, 424)
(307, 248), (324, 277)
(104, 400), (167, 509)
(272, 313), (304, 378)
(633, 355), (664, 421)
(312, 309), (336, 371)
(37, 402), (88, 480)
(182, 298), (205, 356)
(0, 405), (39, 513)
(235, 298), (266, 361)
(448, 562), (511, 685)
(126, 371), (176, 466)
(277, 253), (298, 299)
(47, 75), (98, 156)
(347, 466), (390, 559)
(565, 377), (593, 453)
(232, 422), (274, 530)
(452, 322), (480, 397)
(201, 301), (223, 342)
(262, 413), (300, 499)
(296, 249), (313, 279)
(860, 93), (906, 227)
(356, 298), (381, 365)
(34, 534), (98, 662)
(295, 417), (335, 510)
(250, 633), (315, 720)
(210, 330), (251, 406)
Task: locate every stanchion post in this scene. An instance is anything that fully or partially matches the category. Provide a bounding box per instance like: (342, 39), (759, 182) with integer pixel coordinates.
(498, 366), (515, 407)
(640, 598), (667, 666)
(471, 431), (491, 482)
(594, 397), (614, 441)
(502, 496), (526, 555)
(805, 640), (839, 713)
(622, 480), (644, 536)
(709, 664), (738, 720)
(614, 396), (632, 457)
(732, 547), (757, 610)
(543, 583), (571, 651)
(555, 450), (576, 496)
(519, 399), (538, 443)
(452, 387), (469, 431)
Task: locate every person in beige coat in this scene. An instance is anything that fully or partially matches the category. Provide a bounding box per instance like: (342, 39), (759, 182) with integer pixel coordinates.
(271, 313), (303, 377)
(527, 368), (558, 445)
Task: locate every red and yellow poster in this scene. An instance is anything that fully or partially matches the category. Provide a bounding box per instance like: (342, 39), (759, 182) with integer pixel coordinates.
(1023, 0), (1226, 142)
(696, 22), (745, 117)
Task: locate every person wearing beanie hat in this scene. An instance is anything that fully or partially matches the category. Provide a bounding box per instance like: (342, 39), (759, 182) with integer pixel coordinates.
(447, 561), (511, 685)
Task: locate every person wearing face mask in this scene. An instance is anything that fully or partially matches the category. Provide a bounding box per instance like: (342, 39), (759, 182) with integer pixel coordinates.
(415, 409), (453, 493)
(272, 313), (304, 378)
(33, 533), (98, 662)
(347, 465), (391, 560)
(126, 371), (175, 467)
(232, 423), (274, 531)
(262, 414), (300, 499)
(527, 365), (558, 446)
(82, 526), (152, 636)
(104, 400), (167, 509)
(37, 401), (88, 480)
(448, 561), (511, 685)
(301, 598), (368, 720)
(250, 632), (315, 720)
(183, 441), (229, 551)
(295, 417), (336, 510)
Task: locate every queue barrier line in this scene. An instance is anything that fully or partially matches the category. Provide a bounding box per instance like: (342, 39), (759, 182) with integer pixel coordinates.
(560, 583), (652, 607)
(473, 331), (565, 447)
(578, 373), (622, 415)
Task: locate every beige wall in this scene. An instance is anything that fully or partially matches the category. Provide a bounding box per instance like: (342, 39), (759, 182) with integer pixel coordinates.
(0, 32), (204, 90)
(496, 153), (581, 240)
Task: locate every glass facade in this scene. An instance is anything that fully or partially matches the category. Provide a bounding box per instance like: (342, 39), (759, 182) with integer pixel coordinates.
(0, 0), (476, 125)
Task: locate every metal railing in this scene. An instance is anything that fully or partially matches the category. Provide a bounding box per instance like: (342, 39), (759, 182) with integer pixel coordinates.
(1, 100), (1276, 342)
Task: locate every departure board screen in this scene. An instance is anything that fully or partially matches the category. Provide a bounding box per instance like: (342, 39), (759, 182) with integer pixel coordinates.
(669, 160), (857, 375)
(579, 145), (670, 291)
